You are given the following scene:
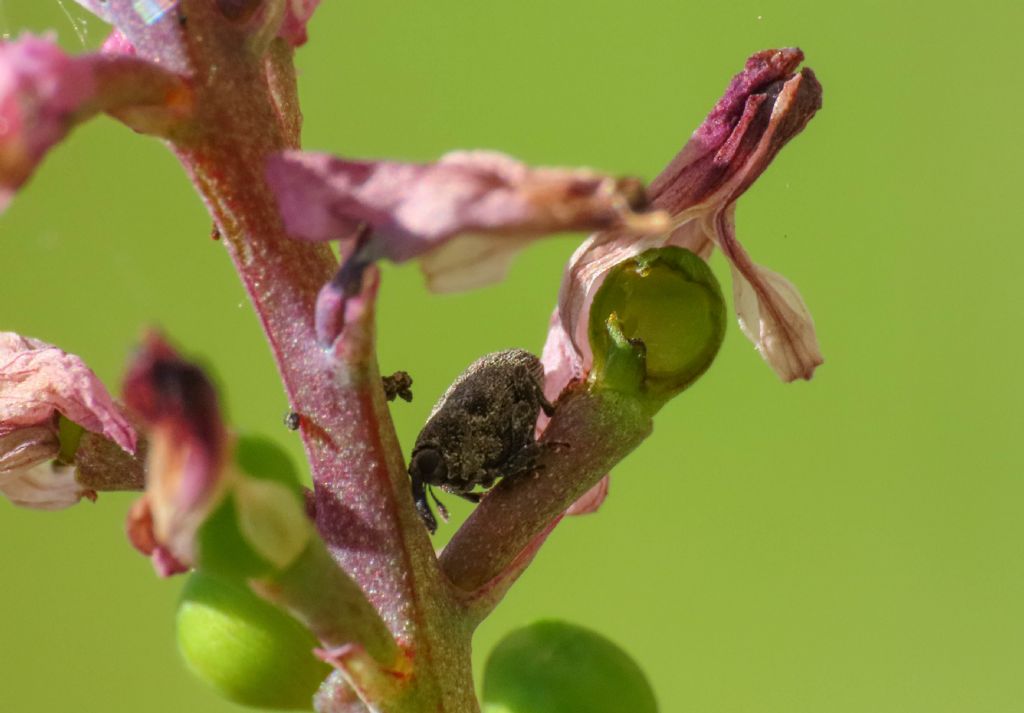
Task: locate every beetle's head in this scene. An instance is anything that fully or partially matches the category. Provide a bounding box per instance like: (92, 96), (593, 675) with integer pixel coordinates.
(409, 445), (448, 486)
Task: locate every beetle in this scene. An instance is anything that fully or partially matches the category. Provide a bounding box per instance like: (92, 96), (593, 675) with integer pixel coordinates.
(408, 349), (555, 533)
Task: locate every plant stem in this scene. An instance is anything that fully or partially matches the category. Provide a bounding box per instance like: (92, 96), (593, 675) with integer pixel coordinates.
(103, 3), (480, 708)
(441, 385), (652, 593)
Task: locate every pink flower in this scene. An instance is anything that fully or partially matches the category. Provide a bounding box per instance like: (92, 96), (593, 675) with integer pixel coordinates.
(0, 332), (136, 509)
(544, 48), (824, 401)
(0, 33), (191, 211)
(267, 149), (664, 294)
(543, 49), (824, 515)
(122, 333), (228, 575)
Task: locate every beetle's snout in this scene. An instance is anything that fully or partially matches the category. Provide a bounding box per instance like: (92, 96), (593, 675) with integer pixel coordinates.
(410, 446), (447, 485)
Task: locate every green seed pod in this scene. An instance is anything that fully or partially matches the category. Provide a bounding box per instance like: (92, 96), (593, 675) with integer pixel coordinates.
(589, 246), (726, 410)
(176, 571), (331, 710)
(483, 620), (658, 713)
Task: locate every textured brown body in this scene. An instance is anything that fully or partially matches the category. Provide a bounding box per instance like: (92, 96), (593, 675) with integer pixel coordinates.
(408, 349), (554, 533)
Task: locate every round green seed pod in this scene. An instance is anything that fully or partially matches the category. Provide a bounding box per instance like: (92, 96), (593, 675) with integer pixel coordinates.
(483, 620), (658, 713)
(176, 571), (331, 710)
(589, 246), (726, 410)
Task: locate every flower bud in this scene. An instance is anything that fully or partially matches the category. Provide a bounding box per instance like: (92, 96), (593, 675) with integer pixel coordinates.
(483, 621), (657, 713)
(588, 246), (726, 409)
(177, 571), (330, 710)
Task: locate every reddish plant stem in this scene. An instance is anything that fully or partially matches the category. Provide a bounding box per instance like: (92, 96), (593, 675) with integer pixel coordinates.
(441, 385), (652, 592)
(100, 3), (479, 708)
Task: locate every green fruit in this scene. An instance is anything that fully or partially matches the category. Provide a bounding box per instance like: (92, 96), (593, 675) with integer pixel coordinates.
(177, 572), (331, 710)
(589, 246), (726, 410)
(483, 621), (658, 713)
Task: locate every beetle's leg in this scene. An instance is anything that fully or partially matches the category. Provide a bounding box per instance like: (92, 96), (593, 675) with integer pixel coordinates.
(428, 486), (450, 522)
(410, 471), (437, 534)
(533, 378), (556, 417)
(439, 484), (484, 504)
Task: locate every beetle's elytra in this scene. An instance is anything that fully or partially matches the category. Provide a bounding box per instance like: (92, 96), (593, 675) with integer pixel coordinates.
(408, 349), (555, 533)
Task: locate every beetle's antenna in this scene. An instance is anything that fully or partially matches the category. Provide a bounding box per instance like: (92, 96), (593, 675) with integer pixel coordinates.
(428, 487), (450, 523)
(410, 473), (438, 534)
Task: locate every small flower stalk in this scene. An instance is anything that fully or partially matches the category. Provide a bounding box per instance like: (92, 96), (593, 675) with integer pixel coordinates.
(0, 1), (825, 709)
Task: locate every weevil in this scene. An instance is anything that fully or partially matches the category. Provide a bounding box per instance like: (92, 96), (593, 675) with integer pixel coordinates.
(408, 349), (555, 533)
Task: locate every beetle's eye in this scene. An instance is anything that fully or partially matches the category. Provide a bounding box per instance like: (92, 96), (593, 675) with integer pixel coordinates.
(412, 447), (445, 479)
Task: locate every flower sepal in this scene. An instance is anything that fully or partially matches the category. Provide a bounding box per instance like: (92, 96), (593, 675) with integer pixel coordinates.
(195, 434), (311, 582)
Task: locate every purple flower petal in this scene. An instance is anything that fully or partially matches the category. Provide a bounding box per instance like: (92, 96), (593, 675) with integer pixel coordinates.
(267, 149), (665, 293)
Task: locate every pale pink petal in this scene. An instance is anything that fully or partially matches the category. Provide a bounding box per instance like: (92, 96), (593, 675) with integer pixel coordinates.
(718, 210), (822, 381)
(0, 33), (190, 209)
(418, 233), (535, 293)
(123, 334), (228, 567)
(0, 461), (92, 511)
(0, 332), (136, 453)
(267, 149), (664, 292)
(539, 308), (586, 410)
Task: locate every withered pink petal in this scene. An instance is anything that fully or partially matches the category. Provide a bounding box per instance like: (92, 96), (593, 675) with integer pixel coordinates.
(0, 34), (96, 208)
(0, 332), (136, 453)
(648, 48), (811, 213)
(279, 0), (322, 47)
(126, 495), (189, 577)
(0, 33), (190, 210)
(122, 333), (228, 567)
(717, 208), (822, 381)
(267, 149), (662, 292)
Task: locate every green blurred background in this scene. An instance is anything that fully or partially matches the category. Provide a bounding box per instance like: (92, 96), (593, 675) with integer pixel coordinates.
(2, 1), (1022, 711)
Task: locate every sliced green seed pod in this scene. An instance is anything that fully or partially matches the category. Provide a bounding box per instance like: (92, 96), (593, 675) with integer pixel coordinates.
(483, 620), (658, 713)
(589, 246), (726, 410)
(177, 571), (331, 710)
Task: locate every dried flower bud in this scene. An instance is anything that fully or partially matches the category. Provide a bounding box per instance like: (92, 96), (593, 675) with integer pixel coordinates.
(0, 332), (136, 509)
